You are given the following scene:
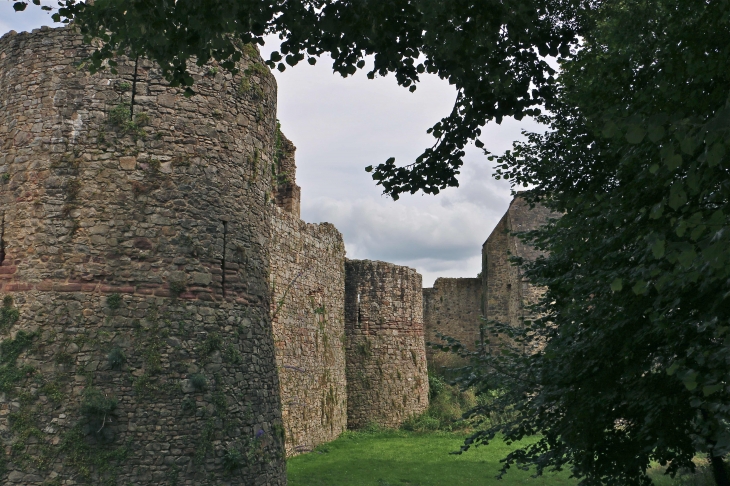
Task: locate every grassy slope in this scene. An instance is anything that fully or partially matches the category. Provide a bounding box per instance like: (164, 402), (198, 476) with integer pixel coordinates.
(287, 430), (578, 486)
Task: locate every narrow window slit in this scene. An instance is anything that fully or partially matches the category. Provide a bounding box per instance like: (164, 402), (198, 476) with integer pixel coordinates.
(0, 212), (5, 264)
(130, 55), (139, 120)
(221, 220), (228, 297)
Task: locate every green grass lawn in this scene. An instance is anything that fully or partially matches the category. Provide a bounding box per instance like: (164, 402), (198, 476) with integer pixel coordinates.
(287, 430), (578, 486)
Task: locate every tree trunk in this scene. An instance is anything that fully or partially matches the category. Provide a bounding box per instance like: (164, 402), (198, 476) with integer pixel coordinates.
(710, 453), (730, 486)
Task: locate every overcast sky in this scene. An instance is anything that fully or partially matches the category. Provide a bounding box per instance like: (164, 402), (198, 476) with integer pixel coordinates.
(0, 4), (536, 286)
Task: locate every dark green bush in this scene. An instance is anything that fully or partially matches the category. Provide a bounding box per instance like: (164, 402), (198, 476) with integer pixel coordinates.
(80, 387), (118, 441)
(202, 332), (222, 355)
(106, 293), (122, 310)
(223, 445), (245, 473)
(189, 373), (207, 391)
(107, 347), (126, 370)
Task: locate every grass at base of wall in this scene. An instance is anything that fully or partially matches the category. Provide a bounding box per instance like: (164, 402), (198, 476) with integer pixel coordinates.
(287, 429), (724, 486)
(286, 430), (578, 486)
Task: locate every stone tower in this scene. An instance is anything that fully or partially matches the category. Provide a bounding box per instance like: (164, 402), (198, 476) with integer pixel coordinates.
(344, 260), (429, 429)
(0, 26), (285, 484)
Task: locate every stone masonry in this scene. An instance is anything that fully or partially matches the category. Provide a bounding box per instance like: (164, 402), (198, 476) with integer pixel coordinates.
(0, 23), (439, 481)
(422, 277), (482, 369)
(0, 26), (285, 484)
(482, 195), (557, 350)
(424, 195), (556, 359)
(344, 260), (429, 429)
(270, 206), (347, 456)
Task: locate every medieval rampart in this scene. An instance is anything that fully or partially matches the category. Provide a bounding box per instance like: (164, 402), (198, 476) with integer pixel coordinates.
(270, 206), (347, 456)
(482, 196), (557, 350)
(423, 277), (482, 369)
(344, 260), (428, 429)
(0, 26), (285, 484)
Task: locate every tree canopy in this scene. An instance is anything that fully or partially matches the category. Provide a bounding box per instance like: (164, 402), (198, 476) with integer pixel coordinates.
(13, 0), (581, 199)
(446, 1), (730, 485)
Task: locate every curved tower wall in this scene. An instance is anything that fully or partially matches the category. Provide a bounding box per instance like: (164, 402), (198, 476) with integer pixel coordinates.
(270, 208), (347, 456)
(0, 26), (285, 484)
(344, 259), (429, 429)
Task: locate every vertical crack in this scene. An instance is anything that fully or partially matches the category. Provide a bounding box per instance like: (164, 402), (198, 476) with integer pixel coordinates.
(221, 220), (228, 297)
(0, 212), (5, 264)
(130, 55), (139, 120)
(356, 292), (361, 327)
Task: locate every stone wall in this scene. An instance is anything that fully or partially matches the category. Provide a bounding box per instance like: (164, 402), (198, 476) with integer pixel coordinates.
(273, 132), (301, 218)
(482, 195), (556, 350)
(422, 277), (482, 370)
(344, 260), (428, 429)
(270, 206), (346, 456)
(0, 26), (285, 485)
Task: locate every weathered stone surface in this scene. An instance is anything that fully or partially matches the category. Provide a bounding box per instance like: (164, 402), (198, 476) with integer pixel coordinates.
(0, 25), (285, 485)
(270, 207), (347, 456)
(482, 195), (558, 350)
(344, 260), (429, 430)
(119, 156), (137, 171)
(423, 277), (482, 369)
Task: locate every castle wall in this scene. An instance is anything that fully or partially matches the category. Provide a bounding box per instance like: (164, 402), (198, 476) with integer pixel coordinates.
(270, 206), (346, 456)
(482, 196), (556, 350)
(423, 277), (482, 369)
(273, 132), (301, 218)
(344, 260), (428, 429)
(0, 26), (285, 485)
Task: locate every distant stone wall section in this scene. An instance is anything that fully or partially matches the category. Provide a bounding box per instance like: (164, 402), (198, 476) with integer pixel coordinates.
(273, 132), (301, 218)
(482, 195), (557, 350)
(344, 260), (428, 429)
(0, 26), (285, 485)
(270, 206), (347, 456)
(423, 277), (482, 369)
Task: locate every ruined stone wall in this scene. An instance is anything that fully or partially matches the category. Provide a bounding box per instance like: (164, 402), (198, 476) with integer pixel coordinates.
(422, 277), (482, 370)
(344, 260), (428, 429)
(482, 195), (557, 351)
(273, 132), (301, 218)
(270, 207), (346, 456)
(0, 26), (285, 485)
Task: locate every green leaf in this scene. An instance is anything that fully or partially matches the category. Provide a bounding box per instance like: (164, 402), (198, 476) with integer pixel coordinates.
(13, 2), (27, 11)
(668, 183), (687, 210)
(707, 143), (725, 167)
(678, 248), (696, 268)
(666, 362), (680, 376)
(648, 124), (665, 142)
(665, 154), (683, 170)
(651, 239), (665, 259)
(703, 384), (723, 396)
(681, 135), (698, 155)
(649, 164), (659, 174)
(602, 121), (618, 138)
(682, 371), (698, 391)
(610, 278), (623, 292)
(625, 125), (646, 144)
(632, 280), (648, 295)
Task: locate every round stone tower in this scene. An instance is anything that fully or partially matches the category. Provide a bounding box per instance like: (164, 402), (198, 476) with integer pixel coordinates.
(344, 259), (429, 429)
(0, 26), (285, 484)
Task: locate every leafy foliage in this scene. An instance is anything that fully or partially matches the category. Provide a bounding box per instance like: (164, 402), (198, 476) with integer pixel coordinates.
(0, 295), (20, 334)
(448, 1), (730, 485)
(15, 0), (584, 199)
(79, 387), (118, 441)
